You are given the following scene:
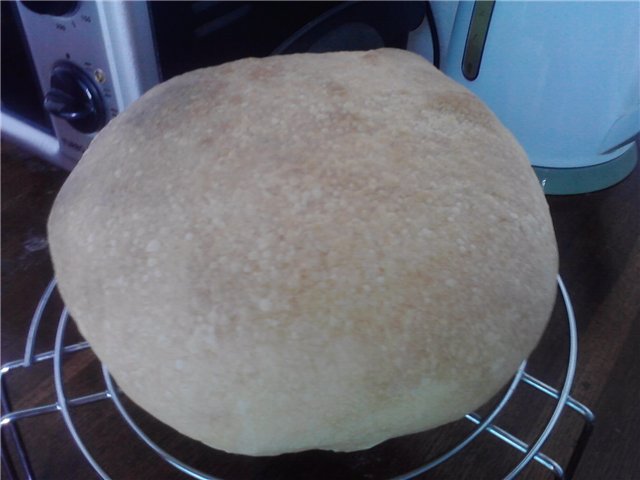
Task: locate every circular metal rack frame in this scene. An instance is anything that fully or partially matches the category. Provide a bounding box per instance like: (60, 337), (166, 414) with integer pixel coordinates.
(1, 276), (594, 480)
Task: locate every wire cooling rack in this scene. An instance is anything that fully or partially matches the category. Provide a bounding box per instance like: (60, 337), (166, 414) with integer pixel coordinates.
(1, 276), (594, 480)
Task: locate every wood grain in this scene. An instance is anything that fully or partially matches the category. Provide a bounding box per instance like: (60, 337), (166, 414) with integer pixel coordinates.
(2, 140), (639, 480)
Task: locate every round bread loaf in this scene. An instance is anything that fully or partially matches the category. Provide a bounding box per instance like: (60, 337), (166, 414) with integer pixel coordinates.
(47, 48), (558, 456)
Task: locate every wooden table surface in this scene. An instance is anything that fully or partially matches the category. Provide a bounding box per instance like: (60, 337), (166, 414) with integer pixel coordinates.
(2, 140), (639, 480)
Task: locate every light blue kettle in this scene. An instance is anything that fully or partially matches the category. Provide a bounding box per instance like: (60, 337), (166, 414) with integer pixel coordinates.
(413, 1), (639, 194)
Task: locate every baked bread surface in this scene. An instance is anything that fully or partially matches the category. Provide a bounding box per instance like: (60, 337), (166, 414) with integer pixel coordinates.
(48, 48), (558, 456)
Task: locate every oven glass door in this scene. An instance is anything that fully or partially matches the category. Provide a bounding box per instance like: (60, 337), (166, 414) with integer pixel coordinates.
(150, 1), (426, 81)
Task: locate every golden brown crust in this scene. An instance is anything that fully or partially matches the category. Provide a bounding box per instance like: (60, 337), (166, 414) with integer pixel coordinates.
(48, 49), (558, 455)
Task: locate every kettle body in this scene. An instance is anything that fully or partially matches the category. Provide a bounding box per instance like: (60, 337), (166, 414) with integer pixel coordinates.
(430, 1), (639, 194)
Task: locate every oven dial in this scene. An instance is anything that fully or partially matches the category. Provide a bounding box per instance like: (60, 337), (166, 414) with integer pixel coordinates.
(44, 61), (106, 134)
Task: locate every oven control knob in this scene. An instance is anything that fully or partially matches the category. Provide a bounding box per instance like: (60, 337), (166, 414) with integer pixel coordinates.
(20, 1), (78, 16)
(44, 62), (106, 134)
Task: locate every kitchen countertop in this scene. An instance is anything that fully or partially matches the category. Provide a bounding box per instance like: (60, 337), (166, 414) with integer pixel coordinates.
(2, 139), (639, 480)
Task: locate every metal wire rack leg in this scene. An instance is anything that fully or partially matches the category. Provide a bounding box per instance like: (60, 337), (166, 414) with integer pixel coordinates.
(504, 277), (579, 479)
(564, 416), (595, 479)
(521, 373), (595, 479)
(1, 373), (34, 480)
(1, 279), (111, 479)
(1, 347), (110, 479)
(1, 438), (20, 480)
(53, 308), (112, 479)
(0, 278), (58, 480)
